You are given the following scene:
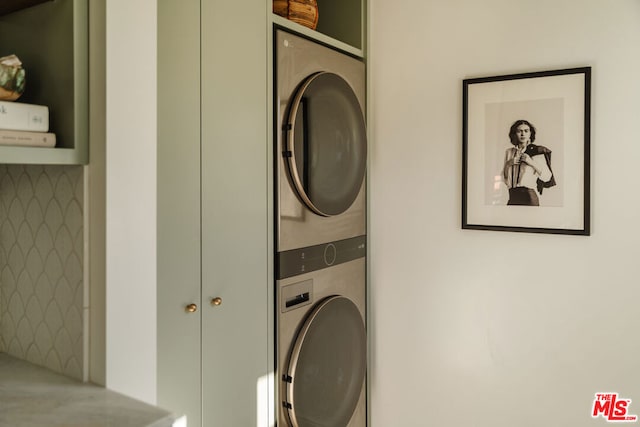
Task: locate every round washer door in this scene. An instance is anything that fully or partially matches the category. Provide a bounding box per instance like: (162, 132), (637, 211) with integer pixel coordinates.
(286, 72), (367, 217)
(286, 296), (366, 427)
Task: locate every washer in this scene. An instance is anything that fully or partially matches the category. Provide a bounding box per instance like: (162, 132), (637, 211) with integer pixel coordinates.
(277, 257), (366, 427)
(274, 28), (367, 427)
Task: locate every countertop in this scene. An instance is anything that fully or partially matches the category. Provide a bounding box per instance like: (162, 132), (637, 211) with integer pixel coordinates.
(0, 353), (179, 427)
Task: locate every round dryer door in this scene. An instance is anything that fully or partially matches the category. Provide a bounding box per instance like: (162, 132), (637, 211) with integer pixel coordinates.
(286, 72), (367, 217)
(285, 296), (366, 427)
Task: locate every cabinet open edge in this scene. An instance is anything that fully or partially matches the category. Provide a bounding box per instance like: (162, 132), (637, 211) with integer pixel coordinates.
(0, 0), (89, 165)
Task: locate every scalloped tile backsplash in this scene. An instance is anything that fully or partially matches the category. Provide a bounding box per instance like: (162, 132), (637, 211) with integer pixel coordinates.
(0, 165), (84, 380)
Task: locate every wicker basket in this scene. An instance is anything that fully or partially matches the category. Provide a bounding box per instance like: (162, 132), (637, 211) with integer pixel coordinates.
(273, 0), (318, 30)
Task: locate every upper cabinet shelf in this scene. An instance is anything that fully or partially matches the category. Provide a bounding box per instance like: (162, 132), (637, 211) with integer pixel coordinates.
(0, 0), (88, 165)
(0, 0), (52, 17)
(271, 0), (365, 57)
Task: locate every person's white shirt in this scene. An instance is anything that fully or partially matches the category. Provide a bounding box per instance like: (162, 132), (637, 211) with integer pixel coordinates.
(503, 147), (552, 191)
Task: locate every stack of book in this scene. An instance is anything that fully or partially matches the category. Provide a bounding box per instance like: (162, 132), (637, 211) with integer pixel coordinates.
(0, 100), (55, 148)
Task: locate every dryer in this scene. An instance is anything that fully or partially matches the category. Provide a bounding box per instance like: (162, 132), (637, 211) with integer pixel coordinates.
(274, 28), (367, 427)
(274, 28), (367, 254)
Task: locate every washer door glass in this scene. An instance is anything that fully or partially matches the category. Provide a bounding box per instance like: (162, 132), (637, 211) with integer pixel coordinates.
(286, 72), (367, 217)
(286, 296), (366, 427)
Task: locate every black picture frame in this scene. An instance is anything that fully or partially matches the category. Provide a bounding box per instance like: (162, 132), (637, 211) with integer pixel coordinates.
(462, 67), (591, 235)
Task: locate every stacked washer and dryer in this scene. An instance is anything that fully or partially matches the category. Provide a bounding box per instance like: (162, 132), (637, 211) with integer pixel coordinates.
(274, 28), (368, 427)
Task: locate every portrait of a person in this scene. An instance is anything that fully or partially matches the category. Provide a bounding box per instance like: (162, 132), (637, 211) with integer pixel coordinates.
(502, 119), (556, 206)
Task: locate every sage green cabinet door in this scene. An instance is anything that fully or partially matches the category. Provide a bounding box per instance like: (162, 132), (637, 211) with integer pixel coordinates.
(200, 0), (269, 426)
(157, 0), (202, 426)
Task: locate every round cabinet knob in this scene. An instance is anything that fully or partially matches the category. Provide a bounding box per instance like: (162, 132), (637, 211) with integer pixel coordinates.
(211, 297), (223, 306)
(185, 303), (198, 313)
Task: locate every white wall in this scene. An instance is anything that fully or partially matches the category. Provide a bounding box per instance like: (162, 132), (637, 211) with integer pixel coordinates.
(105, 0), (157, 404)
(369, 1), (640, 426)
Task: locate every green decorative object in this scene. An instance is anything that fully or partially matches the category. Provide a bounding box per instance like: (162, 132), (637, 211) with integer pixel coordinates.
(0, 54), (26, 101)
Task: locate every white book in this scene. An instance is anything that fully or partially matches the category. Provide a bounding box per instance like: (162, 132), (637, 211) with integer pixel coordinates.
(0, 100), (49, 132)
(0, 129), (55, 147)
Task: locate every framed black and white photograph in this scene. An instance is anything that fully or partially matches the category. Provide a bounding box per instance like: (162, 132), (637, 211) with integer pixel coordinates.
(462, 67), (591, 235)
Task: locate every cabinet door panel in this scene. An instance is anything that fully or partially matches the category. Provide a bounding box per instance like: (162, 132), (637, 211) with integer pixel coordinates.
(200, 0), (269, 425)
(157, 0), (202, 425)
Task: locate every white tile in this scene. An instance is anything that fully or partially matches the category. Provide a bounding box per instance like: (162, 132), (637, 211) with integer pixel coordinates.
(0, 165), (85, 380)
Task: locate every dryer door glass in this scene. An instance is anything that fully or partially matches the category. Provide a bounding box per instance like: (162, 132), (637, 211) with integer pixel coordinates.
(286, 296), (366, 427)
(287, 72), (367, 217)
